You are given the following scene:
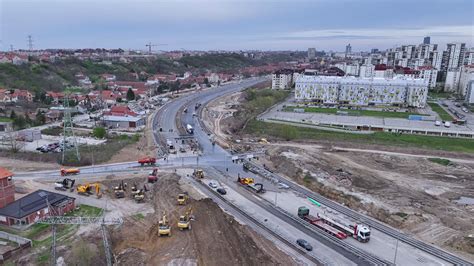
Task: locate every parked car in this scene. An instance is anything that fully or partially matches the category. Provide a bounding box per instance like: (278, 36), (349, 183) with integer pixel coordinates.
(216, 188), (227, 195)
(208, 181), (218, 188)
(296, 239), (313, 251)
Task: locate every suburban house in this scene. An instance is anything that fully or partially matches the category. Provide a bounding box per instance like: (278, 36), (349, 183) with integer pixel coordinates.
(102, 105), (146, 129)
(46, 91), (65, 104)
(0, 89), (32, 103)
(0, 190), (75, 227)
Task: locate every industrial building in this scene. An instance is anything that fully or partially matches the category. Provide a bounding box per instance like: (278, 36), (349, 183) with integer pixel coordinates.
(295, 75), (428, 108)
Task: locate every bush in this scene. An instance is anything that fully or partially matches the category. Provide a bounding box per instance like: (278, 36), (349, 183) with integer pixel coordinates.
(92, 127), (106, 139)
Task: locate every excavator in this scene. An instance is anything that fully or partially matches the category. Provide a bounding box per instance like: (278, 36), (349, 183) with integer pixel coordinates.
(114, 181), (126, 198)
(55, 178), (75, 192)
(177, 207), (193, 230)
(134, 189), (145, 203)
(77, 183), (102, 198)
(177, 192), (189, 205)
(158, 212), (171, 236)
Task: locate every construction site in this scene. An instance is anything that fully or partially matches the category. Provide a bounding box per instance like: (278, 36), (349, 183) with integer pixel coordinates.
(201, 88), (474, 261)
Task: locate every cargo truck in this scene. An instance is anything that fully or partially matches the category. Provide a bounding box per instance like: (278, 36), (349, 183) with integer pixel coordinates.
(298, 206), (370, 242)
(60, 168), (80, 176)
(138, 157), (156, 166)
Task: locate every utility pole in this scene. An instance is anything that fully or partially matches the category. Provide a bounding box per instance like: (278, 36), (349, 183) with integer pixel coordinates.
(62, 95), (80, 164)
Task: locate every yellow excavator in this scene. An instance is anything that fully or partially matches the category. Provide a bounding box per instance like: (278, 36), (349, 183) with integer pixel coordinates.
(177, 207), (193, 230)
(77, 183), (102, 198)
(158, 212), (171, 236)
(177, 192), (189, 205)
(134, 189), (145, 203)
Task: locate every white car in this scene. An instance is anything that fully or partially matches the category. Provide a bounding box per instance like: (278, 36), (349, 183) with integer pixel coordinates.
(208, 181), (218, 188)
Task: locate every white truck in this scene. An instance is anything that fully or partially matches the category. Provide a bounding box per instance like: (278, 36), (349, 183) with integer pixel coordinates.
(186, 124), (194, 134)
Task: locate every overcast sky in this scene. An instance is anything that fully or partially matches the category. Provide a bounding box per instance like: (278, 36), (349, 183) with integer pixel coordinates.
(0, 0), (473, 51)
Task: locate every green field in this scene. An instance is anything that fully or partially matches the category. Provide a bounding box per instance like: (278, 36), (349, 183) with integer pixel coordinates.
(284, 106), (424, 119)
(245, 119), (474, 153)
(427, 102), (453, 121)
(0, 117), (12, 122)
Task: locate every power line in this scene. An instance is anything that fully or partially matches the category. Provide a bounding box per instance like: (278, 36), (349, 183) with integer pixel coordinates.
(27, 35), (33, 51)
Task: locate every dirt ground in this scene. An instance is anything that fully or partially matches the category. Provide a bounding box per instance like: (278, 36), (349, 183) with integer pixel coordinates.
(110, 173), (295, 265)
(107, 134), (155, 164)
(0, 157), (59, 172)
(259, 144), (474, 261)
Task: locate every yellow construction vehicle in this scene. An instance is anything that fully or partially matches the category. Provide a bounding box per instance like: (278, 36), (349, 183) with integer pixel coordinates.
(114, 181), (126, 198)
(76, 183), (102, 198)
(238, 177), (254, 185)
(177, 207), (193, 230)
(177, 192), (189, 205)
(258, 138), (269, 144)
(134, 189), (145, 203)
(193, 169), (204, 179)
(158, 212), (171, 236)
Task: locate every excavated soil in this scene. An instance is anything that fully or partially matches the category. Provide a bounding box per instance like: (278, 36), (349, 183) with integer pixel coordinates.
(261, 144), (474, 260)
(110, 173), (295, 265)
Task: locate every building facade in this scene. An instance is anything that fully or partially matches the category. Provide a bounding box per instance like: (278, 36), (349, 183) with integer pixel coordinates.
(307, 48), (316, 60)
(0, 168), (14, 209)
(271, 70), (293, 89)
(295, 75), (428, 108)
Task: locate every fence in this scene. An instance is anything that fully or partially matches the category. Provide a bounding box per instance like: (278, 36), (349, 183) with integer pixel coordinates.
(0, 231), (32, 262)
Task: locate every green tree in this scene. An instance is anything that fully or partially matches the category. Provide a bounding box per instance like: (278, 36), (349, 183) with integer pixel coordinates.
(35, 110), (46, 125)
(92, 127), (107, 139)
(126, 88), (135, 101)
(13, 115), (26, 129)
(10, 110), (16, 120)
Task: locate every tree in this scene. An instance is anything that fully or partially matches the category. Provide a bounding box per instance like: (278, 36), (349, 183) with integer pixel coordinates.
(13, 115), (26, 129)
(126, 88), (135, 101)
(10, 110), (16, 120)
(35, 110), (46, 125)
(204, 78), (209, 85)
(92, 127), (106, 139)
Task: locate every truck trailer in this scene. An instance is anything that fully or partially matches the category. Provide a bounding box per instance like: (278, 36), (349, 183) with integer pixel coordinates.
(298, 206), (370, 242)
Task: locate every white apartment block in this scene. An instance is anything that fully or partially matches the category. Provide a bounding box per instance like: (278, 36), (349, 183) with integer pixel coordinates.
(464, 49), (474, 65)
(465, 81), (474, 104)
(417, 66), (438, 89)
(295, 75), (428, 108)
(445, 43), (466, 69)
(444, 68), (461, 92)
(458, 65), (474, 96)
(359, 64), (375, 78)
(430, 51), (443, 70)
(271, 71), (293, 89)
(335, 63), (360, 76)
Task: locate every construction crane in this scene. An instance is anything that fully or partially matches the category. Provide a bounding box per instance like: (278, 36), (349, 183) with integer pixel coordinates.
(177, 207), (193, 230)
(145, 42), (167, 54)
(158, 212), (171, 236)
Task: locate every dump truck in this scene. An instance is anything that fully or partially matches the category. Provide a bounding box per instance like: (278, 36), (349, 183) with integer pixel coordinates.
(237, 177), (265, 193)
(148, 168), (158, 183)
(55, 178), (75, 192)
(60, 168), (80, 176)
(193, 169), (204, 179)
(297, 206), (370, 242)
(138, 157), (156, 166)
(158, 212), (171, 236)
(177, 207), (193, 230)
(177, 192), (189, 205)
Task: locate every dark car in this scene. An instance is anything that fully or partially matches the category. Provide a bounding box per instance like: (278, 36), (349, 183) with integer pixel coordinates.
(216, 188), (227, 195)
(296, 239), (313, 251)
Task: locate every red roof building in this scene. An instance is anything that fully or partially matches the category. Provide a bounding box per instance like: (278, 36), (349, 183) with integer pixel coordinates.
(0, 168), (15, 209)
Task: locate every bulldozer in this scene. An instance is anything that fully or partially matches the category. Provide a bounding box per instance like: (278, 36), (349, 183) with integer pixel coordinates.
(158, 212), (171, 236)
(177, 207), (193, 230)
(55, 178), (75, 192)
(193, 169), (204, 179)
(177, 192), (189, 205)
(114, 181), (126, 198)
(77, 183), (102, 198)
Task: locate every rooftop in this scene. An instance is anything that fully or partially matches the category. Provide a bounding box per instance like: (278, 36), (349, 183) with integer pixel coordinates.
(0, 168), (13, 180)
(0, 190), (74, 219)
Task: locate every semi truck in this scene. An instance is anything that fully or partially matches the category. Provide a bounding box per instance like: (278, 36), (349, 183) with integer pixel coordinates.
(186, 124), (194, 134)
(298, 206), (370, 242)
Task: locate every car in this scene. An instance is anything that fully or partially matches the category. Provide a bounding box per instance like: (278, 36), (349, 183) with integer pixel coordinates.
(216, 188), (227, 195)
(208, 181), (218, 188)
(296, 239), (313, 251)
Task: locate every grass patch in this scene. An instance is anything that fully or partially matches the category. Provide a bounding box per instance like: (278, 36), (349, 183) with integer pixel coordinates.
(67, 205), (103, 217)
(428, 90), (452, 99)
(245, 119), (474, 153)
(0, 117), (13, 122)
(37, 252), (50, 263)
(24, 223), (50, 239)
(284, 106), (424, 119)
(427, 102), (453, 121)
(428, 158), (452, 166)
(132, 213), (145, 220)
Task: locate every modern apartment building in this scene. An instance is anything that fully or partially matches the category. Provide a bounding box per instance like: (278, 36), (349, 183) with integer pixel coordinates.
(295, 75), (428, 108)
(307, 48), (316, 60)
(271, 70), (293, 89)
